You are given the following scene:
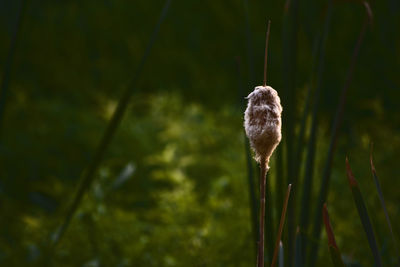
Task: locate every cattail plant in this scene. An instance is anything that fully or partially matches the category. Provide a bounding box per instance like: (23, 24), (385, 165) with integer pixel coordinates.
(244, 21), (282, 267)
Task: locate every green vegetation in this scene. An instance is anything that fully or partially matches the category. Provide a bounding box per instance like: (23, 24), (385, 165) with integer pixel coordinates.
(0, 0), (399, 266)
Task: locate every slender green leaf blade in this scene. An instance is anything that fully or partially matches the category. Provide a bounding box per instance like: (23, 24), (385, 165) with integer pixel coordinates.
(370, 144), (400, 264)
(346, 158), (382, 267)
(309, 3), (370, 264)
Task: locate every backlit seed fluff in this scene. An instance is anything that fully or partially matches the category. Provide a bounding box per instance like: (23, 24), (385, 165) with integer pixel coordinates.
(244, 85), (282, 166)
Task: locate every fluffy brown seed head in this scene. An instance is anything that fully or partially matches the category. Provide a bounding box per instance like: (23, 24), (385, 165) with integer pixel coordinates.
(244, 85), (282, 166)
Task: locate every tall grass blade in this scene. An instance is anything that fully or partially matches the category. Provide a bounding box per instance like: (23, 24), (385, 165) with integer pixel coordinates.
(309, 3), (370, 265)
(346, 158), (383, 267)
(323, 203), (345, 267)
(282, 0), (300, 260)
(0, 0), (27, 135)
(52, 0), (172, 246)
(301, 2), (334, 263)
(271, 184), (292, 267)
(370, 144), (400, 264)
(296, 34), (319, 264)
(236, 58), (258, 254)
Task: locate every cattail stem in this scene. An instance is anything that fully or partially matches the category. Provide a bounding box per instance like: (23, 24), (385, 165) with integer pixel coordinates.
(258, 157), (269, 267)
(263, 20), (271, 87)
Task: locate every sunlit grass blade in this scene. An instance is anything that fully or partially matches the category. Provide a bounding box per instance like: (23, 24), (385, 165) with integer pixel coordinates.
(0, 0), (27, 135)
(323, 203), (345, 267)
(309, 3), (370, 265)
(51, 0), (172, 247)
(271, 184), (292, 267)
(346, 158), (383, 267)
(370, 144), (400, 264)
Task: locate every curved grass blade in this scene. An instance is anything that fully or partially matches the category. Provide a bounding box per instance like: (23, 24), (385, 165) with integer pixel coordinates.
(323, 203), (345, 267)
(346, 158), (382, 267)
(370, 144), (400, 264)
(52, 0), (172, 247)
(271, 184), (292, 267)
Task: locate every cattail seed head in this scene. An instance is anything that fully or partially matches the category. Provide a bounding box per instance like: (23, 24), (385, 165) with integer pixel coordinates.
(244, 85), (282, 166)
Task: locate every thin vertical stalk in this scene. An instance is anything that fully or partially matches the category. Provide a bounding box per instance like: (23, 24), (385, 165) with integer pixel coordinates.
(263, 21), (274, 262)
(300, 1), (335, 262)
(0, 0), (27, 135)
(258, 158), (268, 267)
(346, 158), (382, 267)
(263, 20), (271, 87)
(242, 1), (262, 260)
(265, 171), (275, 261)
(51, 0), (172, 247)
(299, 33), (326, 264)
(236, 57), (258, 253)
(370, 144), (400, 265)
(309, 5), (370, 265)
(302, 1), (335, 262)
(271, 184), (292, 267)
(282, 0), (299, 261)
(275, 145), (285, 235)
(292, 34), (319, 265)
(245, 109), (259, 255)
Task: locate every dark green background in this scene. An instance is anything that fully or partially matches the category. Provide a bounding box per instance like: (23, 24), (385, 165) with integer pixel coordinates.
(0, 0), (399, 266)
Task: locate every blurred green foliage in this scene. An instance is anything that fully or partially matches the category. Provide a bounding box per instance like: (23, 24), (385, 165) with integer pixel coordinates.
(0, 0), (399, 266)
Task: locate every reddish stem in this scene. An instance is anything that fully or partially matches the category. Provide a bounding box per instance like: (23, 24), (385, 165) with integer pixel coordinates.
(257, 159), (268, 267)
(271, 184), (292, 267)
(263, 20), (271, 87)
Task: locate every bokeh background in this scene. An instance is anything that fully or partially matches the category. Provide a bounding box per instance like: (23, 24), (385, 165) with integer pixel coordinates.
(0, 0), (399, 266)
